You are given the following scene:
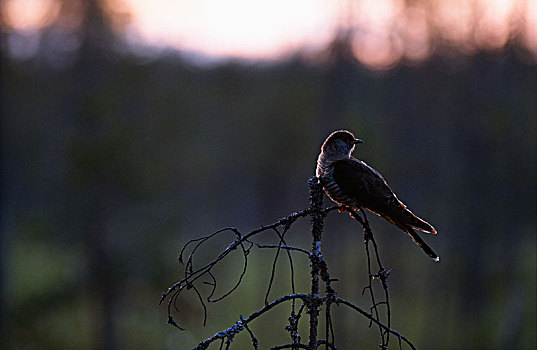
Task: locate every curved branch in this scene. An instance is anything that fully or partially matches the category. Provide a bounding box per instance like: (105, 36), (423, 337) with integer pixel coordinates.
(161, 210), (313, 305)
(348, 208), (392, 347)
(193, 294), (309, 350)
(333, 297), (416, 350)
(209, 240), (250, 302)
(161, 178), (420, 350)
(264, 226), (297, 305)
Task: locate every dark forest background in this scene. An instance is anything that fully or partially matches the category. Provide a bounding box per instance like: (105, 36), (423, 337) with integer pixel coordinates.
(1, 1), (536, 349)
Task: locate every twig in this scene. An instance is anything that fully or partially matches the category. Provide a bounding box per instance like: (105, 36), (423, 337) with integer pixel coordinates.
(161, 177), (418, 350)
(256, 244), (310, 255)
(264, 226), (296, 306)
(193, 294), (309, 350)
(348, 208), (392, 347)
(333, 297), (416, 350)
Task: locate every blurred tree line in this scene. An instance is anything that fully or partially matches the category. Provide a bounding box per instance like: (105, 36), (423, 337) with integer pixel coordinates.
(1, 0), (536, 349)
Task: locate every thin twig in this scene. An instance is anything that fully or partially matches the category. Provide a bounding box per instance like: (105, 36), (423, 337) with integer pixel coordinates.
(193, 294), (309, 350)
(161, 177), (417, 350)
(348, 208), (392, 348)
(333, 297), (416, 350)
(240, 315), (259, 350)
(256, 244), (310, 255)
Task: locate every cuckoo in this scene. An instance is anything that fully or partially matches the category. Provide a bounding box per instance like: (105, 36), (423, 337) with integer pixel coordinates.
(316, 130), (439, 261)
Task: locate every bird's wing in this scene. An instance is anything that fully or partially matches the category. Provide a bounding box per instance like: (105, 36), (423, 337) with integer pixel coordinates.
(332, 157), (396, 211)
(332, 157), (436, 234)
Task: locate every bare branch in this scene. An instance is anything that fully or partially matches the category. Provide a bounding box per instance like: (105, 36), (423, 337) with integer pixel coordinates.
(307, 177), (325, 349)
(347, 208), (392, 347)
(161, 177), (420, 350)
(264, 226), (296, 305)
(193, 294), (309, 350)
(333, 297), (416, 350)
(256, 244), (310, 255)
(271, 344), (309, 349)
(240, 315), (259, 350)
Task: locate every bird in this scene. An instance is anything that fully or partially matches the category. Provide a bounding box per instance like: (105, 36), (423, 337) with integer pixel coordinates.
(316, 130), (439, 261)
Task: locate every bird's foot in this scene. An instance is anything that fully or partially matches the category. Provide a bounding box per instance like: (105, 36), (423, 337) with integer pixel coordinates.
(338, 205), (355, 213)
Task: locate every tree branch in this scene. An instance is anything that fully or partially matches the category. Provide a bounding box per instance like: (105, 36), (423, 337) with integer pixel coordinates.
(161, 177), (418, 350)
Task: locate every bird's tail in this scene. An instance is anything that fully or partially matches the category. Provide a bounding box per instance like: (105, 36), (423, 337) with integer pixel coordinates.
(402, 225), (440, 262)
(410, 215), (437, 234)
(397, 205), (437, 234)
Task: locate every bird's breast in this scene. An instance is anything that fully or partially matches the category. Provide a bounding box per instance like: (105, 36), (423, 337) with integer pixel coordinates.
(316, 158), (358, 208)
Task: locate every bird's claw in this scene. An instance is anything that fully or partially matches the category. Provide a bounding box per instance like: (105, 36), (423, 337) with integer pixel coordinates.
(338, 205), (356, 213)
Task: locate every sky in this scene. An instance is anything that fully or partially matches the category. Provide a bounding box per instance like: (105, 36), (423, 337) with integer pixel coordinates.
(124, 0), (340, 59)
(2, 0), (537, 69)
(124, 0), (537, 68)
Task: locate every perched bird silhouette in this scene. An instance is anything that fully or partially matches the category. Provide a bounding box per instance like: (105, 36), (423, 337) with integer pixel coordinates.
(316, 130), (439, 261)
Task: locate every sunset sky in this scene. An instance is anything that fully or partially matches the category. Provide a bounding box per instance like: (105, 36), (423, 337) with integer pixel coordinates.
(2, 0), (537, 68)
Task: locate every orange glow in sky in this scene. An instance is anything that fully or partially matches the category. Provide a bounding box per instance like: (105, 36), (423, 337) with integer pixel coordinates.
(122, 0), (537, 67)
(124, 0), (339, 58)
(2, 0), (537, 68)
(2, 0), (60, 30)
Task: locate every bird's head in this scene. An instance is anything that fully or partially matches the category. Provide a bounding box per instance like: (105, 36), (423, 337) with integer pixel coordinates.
(321, 130), (363, 160)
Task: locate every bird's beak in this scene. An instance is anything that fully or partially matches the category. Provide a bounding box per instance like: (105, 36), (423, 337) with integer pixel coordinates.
(353, 139), (363, 144)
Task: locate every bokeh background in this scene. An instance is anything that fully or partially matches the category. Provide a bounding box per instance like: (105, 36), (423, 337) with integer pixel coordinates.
(1, 0), (536, 349)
